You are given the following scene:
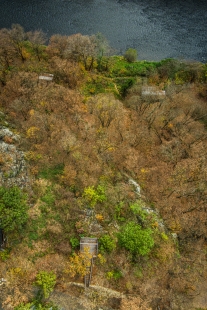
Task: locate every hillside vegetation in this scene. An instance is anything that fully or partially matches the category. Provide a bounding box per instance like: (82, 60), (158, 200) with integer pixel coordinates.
(0, 24), (207, 310)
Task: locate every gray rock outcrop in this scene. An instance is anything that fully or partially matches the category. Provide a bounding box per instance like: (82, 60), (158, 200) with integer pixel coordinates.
(0, 126), (30, 188)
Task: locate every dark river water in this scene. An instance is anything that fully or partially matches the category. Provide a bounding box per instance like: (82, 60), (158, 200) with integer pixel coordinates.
(1, 0), (207, 62)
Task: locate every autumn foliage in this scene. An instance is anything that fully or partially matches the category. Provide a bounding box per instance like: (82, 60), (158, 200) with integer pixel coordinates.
(0, 24), (207, 310)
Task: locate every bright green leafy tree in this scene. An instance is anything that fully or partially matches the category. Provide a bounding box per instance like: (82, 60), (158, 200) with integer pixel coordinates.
(83, 184), (106, 207)
(34, 271), (56, 299)
(99, 234), (116, 253)
(14, 303), (33, 310)
(0, 186), (28, 232)
(118, 221), (154, 256)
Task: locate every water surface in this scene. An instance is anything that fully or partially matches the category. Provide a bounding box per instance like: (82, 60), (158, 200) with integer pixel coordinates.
(1, 0), (207, 61)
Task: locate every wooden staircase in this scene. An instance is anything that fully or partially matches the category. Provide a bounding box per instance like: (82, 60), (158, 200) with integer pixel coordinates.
(84, 257), (94, 287)
(80, 238), (98, 288)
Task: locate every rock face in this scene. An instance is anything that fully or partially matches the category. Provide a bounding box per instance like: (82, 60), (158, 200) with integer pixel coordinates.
(0, 126), (30, 188)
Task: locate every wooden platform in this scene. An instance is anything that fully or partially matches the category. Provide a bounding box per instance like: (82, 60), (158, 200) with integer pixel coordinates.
(141, 86), (165, 97)
(38, 73), (54, 82)
(80, 237), (98, 257)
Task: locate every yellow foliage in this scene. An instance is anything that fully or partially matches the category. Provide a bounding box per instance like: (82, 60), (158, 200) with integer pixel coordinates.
(151, 221), (159, 229)
(9, 267), (23, 275)
(26, 126), (40, 139)
(169, 220), (182, 232)
(25, 151), (42, 161)
(106, 271), (114, 279)
(40, 101), (47, 106)
(29, 109), (35, 116)
(7, 267), (26, 284)
(89, 88), (96, 94)
(65, 248), (92, 277)
(167, 123), (173, 128)
(125, 281), (133, 292)
(97, 254), (106, 265)
(79, 63), (86, 71)
(95, 214), (104, 222)
(22, 48), (30, 60)
(140, 168), (148, 174)
(99, 174), (110, 183)
(108, 147), (115, 152)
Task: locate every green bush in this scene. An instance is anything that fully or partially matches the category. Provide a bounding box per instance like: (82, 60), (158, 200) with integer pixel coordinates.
(108, 56), (158, 78)
(0, 186), (28, 232)
(0, 249), (10, 261)
(38, 163), (64, 181)
(83, 184), (106, 207)
(118, 221), (154, 256)
(99, 234), (116, 253)
(130, 200), (148, 221)
(40, 187), (55, 206)
(15, 303), (34, 310)
(106, 269), (122, 280)
(70, 237), (80, 250)
(124, 48), (138, 63)
(34, 271), (56, 299)
(114, 202), (126, 222)
(114, 77), (135, 97)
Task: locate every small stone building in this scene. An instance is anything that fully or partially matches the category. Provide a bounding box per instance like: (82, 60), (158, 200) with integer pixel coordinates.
(141, 86), (165, 100)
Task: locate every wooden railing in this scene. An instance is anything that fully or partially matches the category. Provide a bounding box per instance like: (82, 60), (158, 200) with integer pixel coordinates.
(80, 237), (98, 288)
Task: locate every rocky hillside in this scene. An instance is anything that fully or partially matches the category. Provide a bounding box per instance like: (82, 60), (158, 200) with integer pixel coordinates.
(0, 25), (207, 310)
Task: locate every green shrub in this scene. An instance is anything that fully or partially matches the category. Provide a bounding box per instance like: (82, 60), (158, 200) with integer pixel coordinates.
(15, 302), (58, 310)
(124, 48), (138, 63)
(130, 201), (158, 227)
(0, 186), (28, 233)
(106, 269), (122, 280)
(0, 249), (10, 261)
(70, 237), (80, 250)
(40, 187), (55, 206)
(118, 221), (154, 256)
(99, 234), (116, 253)
(161, 232), (169, 241)
(114, 202), (126, 222)
(83, 184), (106, 207)
(34, 271), (56, 299)
(130, 200), (148, 221)
(114, 77), (135, 97)
(38, 163), (64, 181)
(15, 303), (34, 310)
(108, 56), (158, 78)
(134, 267), (143, 279)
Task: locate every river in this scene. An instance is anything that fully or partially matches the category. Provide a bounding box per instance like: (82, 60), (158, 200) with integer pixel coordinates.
(1, 0), (207, 62)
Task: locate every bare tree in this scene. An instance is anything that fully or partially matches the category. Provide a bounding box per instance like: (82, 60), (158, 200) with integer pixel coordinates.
(65, 33), (96, 70)
(47, 34), (68, 58)
(0, 28), (15, 85)
(27, 30), (46, 61)
(94, 32), (111, 71)
(8, 24), (27, 62)
(87, 93), (123, 127)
